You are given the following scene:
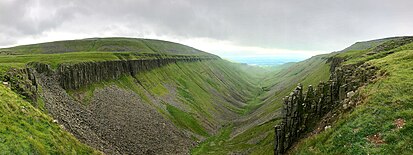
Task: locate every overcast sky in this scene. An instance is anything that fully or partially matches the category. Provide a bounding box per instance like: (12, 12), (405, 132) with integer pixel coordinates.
(1, 0), (413, 59)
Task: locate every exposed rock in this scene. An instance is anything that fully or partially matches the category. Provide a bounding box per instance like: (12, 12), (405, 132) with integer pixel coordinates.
(1, 57), (218, 155)
(274, 63), (378, 155)
(57, 57), (217, 90)
(367, 133), (385, 145)
(347, 91), (355, 98)
(3, 67), (39, 102)
(394, 118), (405, 129)
(2, 81), (8, 86)
(87, 86), (195, 154)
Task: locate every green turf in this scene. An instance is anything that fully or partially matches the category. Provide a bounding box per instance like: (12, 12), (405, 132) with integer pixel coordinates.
(0, 84), (100, 154)
(167, 104), (209, 136)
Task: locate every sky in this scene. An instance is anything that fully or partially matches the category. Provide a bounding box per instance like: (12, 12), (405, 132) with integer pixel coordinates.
(1, 0), (413, 61)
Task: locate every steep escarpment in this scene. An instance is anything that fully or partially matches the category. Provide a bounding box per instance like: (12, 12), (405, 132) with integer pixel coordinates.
(0, 38), (262, 154)
(288, 37), (413, 154)
(1, 54), (260, 154)
(43, 59), (259, 154)
(274, 62), (378, 154)
(57, 57), (216, 90)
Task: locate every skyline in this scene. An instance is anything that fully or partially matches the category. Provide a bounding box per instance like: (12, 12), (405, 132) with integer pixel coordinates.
(1, 0), (413, 60)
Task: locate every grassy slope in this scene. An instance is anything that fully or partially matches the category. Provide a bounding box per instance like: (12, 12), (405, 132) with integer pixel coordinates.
(292, 44), (413, 154)
(0, 85), (99, 154)
(137, 60), (260, 135)
(136, 60), (263, 134)
(192, 54), (332, 154)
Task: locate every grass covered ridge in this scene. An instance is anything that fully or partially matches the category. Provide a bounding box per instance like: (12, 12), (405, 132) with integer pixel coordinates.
(0, 37), (212, 56)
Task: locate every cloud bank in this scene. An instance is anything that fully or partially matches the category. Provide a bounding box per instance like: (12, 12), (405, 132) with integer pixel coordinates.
(1, 0), (413, 59)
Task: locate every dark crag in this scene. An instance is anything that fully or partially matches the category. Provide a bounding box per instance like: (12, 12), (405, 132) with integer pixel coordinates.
(274, 62), (378, 155)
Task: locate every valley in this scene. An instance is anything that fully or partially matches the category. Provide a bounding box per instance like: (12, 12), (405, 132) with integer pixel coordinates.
(1, 37), (413, 154)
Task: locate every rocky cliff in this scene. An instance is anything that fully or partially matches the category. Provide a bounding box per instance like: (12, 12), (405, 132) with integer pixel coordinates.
(57, 57), (217, 90)
(1, 55), (226, 154)
(273, 61), (378, 154)
(3, 56), (218, 96)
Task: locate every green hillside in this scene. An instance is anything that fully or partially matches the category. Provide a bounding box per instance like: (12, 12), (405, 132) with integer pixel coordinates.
(291, 38), (413, 154)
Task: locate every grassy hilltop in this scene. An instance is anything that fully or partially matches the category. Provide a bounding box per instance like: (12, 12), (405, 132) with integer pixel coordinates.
(0, 38), (217, 73)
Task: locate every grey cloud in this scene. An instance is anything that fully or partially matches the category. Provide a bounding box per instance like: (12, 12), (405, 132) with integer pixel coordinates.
(1, 0), (413, 51)
(0, 0), (80, 44)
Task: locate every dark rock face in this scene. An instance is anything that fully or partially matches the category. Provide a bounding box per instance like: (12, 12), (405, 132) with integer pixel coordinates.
(273, 63), (378, 155)
(2, 62), (53, 103)
(57, 57), (216, 90)
(3, 66), (40, 103)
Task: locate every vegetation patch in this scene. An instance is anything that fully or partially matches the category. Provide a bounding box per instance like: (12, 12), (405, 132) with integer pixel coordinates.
(0, 85), (99, 154)
(166, 104), (209, 137)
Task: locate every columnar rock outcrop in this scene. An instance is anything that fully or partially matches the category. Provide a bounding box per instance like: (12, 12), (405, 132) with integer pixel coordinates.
(56, 57), (216, 90)
(3, 67), (39, 102)
(2, 56), (218, 100)
(274, 63), (378, 155)
(2, 62), (55, 103)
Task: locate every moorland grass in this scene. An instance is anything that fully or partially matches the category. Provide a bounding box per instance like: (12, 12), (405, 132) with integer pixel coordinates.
(0, 85), (100, 154)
